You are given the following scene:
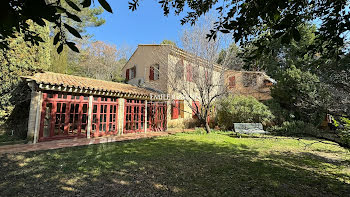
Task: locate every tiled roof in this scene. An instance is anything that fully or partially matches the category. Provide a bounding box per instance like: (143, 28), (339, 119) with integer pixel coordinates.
(23, 72), (157, 97)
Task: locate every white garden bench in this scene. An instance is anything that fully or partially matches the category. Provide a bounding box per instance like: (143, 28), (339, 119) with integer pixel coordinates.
(233, 123), (268, 134)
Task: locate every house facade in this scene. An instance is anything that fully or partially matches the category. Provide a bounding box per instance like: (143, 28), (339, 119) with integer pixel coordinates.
(122, 44), (275, 127)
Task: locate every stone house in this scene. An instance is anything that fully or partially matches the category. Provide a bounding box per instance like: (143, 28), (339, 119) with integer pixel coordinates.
(23, 45), (275, 143)
(122, 44), (275, 127)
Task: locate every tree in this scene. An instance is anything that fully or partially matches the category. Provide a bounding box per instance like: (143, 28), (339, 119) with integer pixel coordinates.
(217, 43), (244, 70)
(75, 41), (128, 81)
(0, 20), (51, 137)
(48, 1), (106, 73)
(50, 41), (69, 73)
(243, 24), (319, 77)
(243, 23), (350, 119)
(0, 0), (112, 53)
(3, 0), (349, 58)
(271, 66), (330, 124)
(128, 0), (349, 60)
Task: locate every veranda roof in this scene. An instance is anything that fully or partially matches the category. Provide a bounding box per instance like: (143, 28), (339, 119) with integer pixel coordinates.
(23, 72), (158, 99)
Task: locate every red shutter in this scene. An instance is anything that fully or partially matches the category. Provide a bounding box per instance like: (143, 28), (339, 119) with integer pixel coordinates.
(229, 76), (235, 87)
(186, 65), (193, 82)
(192, 101), (200, 119)
(149, 66), (154, 81)
(126, 69), (130, 80)
(171, 100), (179, 119)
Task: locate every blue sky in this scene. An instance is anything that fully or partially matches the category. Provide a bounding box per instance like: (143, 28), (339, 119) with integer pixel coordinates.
(87, 1), (191, 50)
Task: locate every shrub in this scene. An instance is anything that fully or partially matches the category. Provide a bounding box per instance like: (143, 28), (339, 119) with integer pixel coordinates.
(271, 65), (329, 125)
(268, 120), (320, 136)
(216, 95), (274, 130)
(338, 117), (350, 148)
(263, 99), (292, 126)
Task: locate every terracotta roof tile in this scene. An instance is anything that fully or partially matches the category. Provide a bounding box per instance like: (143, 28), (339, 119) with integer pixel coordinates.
(23, 72), (157, 97)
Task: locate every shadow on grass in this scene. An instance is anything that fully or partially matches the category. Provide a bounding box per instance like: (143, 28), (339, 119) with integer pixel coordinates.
(0, 134), (349, 196)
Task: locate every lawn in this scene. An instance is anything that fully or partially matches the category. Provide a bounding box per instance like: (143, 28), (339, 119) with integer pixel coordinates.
(0, 131), (349, 196)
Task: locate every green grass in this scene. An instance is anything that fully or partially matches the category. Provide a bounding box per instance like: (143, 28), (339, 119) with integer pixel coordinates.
(0, 132), (349, 196)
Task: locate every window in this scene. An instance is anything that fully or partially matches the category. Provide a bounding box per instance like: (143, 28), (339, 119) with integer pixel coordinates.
(243, 73), (257, 87)
(228, 76), (236, 88)
(154, 64), (159, 80)
(175, 60), (184, 80)
(126, 66), (136, 80)
(130, 66), (136, 79)
(186, 64), (193, 82)
(149, 64), (160, 81)
(193, 67), (199, 81)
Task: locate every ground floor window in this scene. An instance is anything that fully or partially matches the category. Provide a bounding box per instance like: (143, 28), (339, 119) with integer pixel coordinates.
(91, 97), (119, 137)
(40, 92), (89, 141)
(39, 91), (167, 141)
(148, 101), (167, 131)
(39, 92), (119, 141)
(124, 99), (145, 133)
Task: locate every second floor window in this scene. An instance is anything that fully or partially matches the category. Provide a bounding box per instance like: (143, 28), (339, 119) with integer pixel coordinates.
(175, 60), (184, 80)
(126, 66), (136, 81)
(228, 76), (236, 88)
(149, 64), (160, 81)
(186, 64), (193, 82)
(243, 73), (257, 87)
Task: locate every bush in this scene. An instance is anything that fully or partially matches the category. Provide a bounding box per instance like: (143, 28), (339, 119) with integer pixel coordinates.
(263, 99), (292, 126)
(338, 117), (350, 148)
(271, 65), (329, 125)
(216, 95), (274, 130)
(268, 120), (320, 136)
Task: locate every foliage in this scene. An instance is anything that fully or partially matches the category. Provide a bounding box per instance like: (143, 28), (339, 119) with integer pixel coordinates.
(61, 0), (105, 35)
(337, 117), (350, 147)
(160, 40), (177, 46)
(71, 41), (127, 81)
(268, 121), (320, 137)
(216, 95), (274, 130)
(0, 0), (111, 53)
(48, 1), (106, 73)
(0, 20), (50, 138)
(129, 0), (349, 60)
(49, 41), (69, 73)
(243, 24), (319, 77)
(271, 65), (329, 124)
(263, 99), (292, 126)
(216, 43), (244, 70)
(2, 0), (349, 58)
(340, 117), (350, 131)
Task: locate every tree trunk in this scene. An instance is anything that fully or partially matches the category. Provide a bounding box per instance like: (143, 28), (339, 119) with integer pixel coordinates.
(205, 120), (211, 134)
